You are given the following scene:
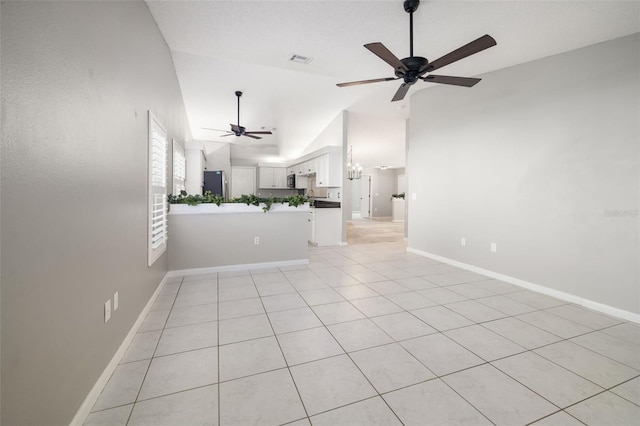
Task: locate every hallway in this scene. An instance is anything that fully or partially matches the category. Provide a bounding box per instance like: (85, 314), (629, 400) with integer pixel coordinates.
(346, 217), (405, 245)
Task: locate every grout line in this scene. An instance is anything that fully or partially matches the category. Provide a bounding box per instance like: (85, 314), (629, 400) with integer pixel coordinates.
(125, 276), (184, 426)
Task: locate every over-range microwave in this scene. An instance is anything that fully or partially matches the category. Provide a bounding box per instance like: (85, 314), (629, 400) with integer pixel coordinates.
(287, 174), (295, 188)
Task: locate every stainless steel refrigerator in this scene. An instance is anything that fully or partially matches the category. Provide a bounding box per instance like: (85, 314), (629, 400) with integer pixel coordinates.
(203, 170), (227, 200)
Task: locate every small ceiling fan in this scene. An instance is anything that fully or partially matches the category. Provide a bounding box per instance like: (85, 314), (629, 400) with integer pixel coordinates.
(337, 0), (497, 102)
(202, 91), (273, 139)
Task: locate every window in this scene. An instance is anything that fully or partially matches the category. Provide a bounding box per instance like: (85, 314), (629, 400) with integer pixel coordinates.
(173, 139), (186, 195)
(148, 112), (168, 266)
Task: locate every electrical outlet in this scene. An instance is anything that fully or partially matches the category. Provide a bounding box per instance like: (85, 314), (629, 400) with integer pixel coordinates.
(461, 238), (466, 246)
(254, 236), (260, 245)
(104, 300), (111, 323)
(114, 292), (119, 311)
(491, 242), (497, 253)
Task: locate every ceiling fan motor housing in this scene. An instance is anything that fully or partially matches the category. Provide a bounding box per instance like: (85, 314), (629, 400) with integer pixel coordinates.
(396, 56), (429, 84)
(403, 0), (420, 13)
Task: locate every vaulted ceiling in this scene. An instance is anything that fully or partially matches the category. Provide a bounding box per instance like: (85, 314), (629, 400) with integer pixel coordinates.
(147, 0), (640, 168)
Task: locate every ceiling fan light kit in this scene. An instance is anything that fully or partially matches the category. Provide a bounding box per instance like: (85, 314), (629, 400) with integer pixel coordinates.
(337, 0), (497, 101)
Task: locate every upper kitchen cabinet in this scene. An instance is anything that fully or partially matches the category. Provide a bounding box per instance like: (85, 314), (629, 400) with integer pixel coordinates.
(259, 166), (288, 189)
(315, 152), (341, 187)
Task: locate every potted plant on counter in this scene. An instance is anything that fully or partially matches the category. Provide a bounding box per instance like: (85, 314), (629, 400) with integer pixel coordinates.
(168, 191), (309, 213)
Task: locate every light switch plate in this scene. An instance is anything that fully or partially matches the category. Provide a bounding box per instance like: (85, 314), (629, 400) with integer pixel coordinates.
(104, 300), (111, 323)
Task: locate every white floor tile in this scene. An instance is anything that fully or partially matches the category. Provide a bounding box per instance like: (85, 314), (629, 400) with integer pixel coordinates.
(155, 321), (217, 357)
(261, 292), (307, 312)
(350, 296), (403, 317)
(370, 312), (437, 341)
(482, 317), (562, 350)
(268, 306), (323, 334)
(571, 330), (640, 369)
(384, 379), (492, 426)
(217, 297), (264, 320)
(327, 319), (394, 352)
(566, 391), (640, 426)
(611, 376), (640, 405)
(410, 305), (474, 331)
(128, 385), (218, 426)
(298, 288), (345, 305)
(84, 405), (132, 426)
(218, 313), (273, 345)
(350, 343), (435, 393)
(121, 331), (161, 363)
(165, 303), (218, 328)
(443, 364), (557, 425)
(310, 397), (402, 426)
(220, 369), (306, 426)
(277, 326), (344, 365)
(290, 355), (377, 416)
(492, 351), (603, 407)
(138, 347), (218, 400)
(311, 301), (366, 325)
(92, 360), (149, 411)
(219, 336), (286, 381)
(445, 324), (526, 361)
(401, 333), (484, 376)
(534, 341), (640, 388)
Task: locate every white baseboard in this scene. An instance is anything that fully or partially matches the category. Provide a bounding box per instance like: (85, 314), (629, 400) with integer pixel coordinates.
(407, 247), (640, 324)
(70, 273), (171, 425)
(167, 258), (309, 277)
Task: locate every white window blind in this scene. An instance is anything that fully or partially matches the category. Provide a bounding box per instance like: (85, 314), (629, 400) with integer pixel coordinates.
(173, 140), (186, 194)
(148, 112), (168, 266)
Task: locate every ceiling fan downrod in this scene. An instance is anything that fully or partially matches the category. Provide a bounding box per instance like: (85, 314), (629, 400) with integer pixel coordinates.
(235, 91), (242, 132)
(404, 0), (420, 57)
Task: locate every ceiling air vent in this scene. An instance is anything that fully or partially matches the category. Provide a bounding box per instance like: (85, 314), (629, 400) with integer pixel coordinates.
(289, 54), (313, 64)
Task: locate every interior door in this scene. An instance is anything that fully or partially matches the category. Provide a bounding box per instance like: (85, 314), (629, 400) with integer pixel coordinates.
(360, 175), (372, 219)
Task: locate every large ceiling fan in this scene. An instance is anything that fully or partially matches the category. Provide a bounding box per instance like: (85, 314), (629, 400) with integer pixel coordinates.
(337, 0), (497, 102)
(202, 91), (273, 139)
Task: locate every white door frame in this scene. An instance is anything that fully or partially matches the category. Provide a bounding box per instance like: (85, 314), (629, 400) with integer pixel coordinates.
(360, 175), (372, 219)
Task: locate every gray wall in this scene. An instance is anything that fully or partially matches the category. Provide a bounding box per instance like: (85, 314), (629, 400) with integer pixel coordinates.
(408, 34), (639, 315)
(168, 211), (309, 270)
(363, 168), (396, 217)
(1, 2), (191, 424)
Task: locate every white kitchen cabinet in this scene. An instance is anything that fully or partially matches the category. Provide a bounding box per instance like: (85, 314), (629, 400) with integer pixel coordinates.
(296, 161), (307, 176)
(315, 153), (341, 187)
(305, 158), (316, 175)
(286, 166), (296, 176)
(258, 167), (287, 188)
(308, 208), (342, 246)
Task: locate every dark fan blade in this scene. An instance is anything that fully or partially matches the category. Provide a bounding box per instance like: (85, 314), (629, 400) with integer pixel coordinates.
(220, 133), (235, 137)
(365, 43), (409, 71)
(244, 131), (272, 135)
(391, 83), (411, 102)
(201, 127), (232, 133)
(423, 75), (481, 87)
(230, 124), (242, 132)
(425, 35), (496, 72)
(244, 134), (262, 140)
(337, 77), (398, 87)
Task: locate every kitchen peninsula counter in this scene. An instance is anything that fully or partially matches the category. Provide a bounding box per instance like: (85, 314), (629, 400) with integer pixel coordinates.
(168, 203), (310, 274)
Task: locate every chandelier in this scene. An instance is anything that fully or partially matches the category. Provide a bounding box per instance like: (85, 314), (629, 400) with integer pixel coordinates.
(346, 145), (362, 180)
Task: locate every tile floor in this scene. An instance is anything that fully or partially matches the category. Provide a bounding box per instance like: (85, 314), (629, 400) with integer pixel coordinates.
(85, 242), (640, 425)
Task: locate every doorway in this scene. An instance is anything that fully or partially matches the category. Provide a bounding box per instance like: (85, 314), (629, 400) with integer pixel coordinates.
(360, 175), (372, 219)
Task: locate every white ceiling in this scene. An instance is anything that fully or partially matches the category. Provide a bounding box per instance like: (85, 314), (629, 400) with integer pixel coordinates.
(147, 0), (640, 168)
